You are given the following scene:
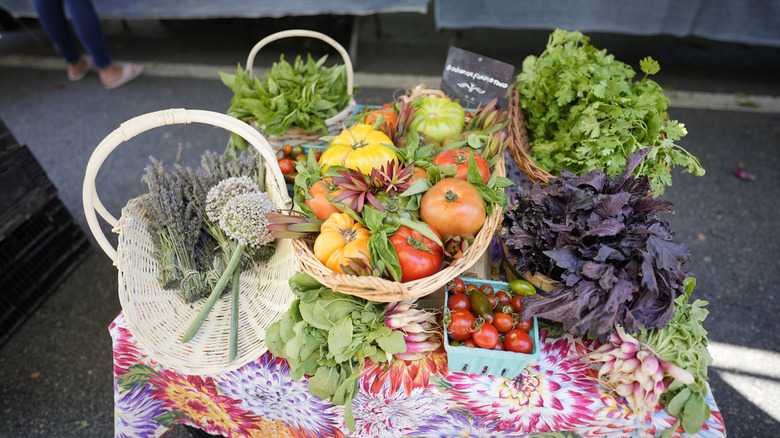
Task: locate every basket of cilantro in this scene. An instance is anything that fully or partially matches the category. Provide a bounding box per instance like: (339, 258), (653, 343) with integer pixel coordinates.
(82, 109), (298, 375)
(220, 29), (357, 152)
(507, 29), (704, 196)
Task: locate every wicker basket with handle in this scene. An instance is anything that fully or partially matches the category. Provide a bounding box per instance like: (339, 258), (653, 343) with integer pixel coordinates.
(506, 86), (554, 185)
(245, 29), (357, 150)
(82, 109), (298, 374)
(292, 156), (507, 303)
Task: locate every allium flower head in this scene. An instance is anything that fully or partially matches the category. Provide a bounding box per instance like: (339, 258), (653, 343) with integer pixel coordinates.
(206, 176), (260, 222)
(219, 192), (278, 248)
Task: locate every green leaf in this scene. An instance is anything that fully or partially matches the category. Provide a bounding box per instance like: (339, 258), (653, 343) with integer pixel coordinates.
(375, 329), (407, 355)
(328, 316), (354, 359)
(681, 387), (708, 434)
(307, 366), (342, 400)
(640, 56), (661, 76)
(665, 387), (691, 417)
(397, 218), (443, 246)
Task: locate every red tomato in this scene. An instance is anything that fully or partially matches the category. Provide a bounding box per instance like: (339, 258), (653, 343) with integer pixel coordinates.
(420, 178), (486, 237)
(516, 319), (533, 332)
(281, 144), (293, 156)
(492, 313), (514, 333)
(432, 148), (491, 184)
(511, 295), (524, 313)
(472, 322), (499, 349)
(480, 283), (494, 295)
(493, 340), (505, 351)
(496, 290), (511, 305)
(447, 293), (471, 312)
(465, 283), (480, 293)
(496, 303), (514, 315)
(449, 277), (466, 295)
(463, 339), (476, 348)
(485, 292), (497, 309)
(388, 226), (443, 282)
(447, 310), (475, 342)
(504, 329), (533, 354)
(278, 158), (296, 175)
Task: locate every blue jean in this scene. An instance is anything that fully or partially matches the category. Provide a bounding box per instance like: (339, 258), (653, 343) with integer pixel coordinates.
(33, 0), (112, 68)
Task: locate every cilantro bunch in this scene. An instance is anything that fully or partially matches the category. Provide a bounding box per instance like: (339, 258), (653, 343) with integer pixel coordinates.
(514, 29), (704, 195)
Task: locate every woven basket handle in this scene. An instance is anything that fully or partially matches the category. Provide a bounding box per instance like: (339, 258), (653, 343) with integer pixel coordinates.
(245, 29), (354, 95)
(82, 108), (291, 262)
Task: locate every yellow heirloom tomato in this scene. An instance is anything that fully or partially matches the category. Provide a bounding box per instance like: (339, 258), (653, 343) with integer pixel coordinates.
(318, 123), (397, 175)
(313, 213), (371, 273)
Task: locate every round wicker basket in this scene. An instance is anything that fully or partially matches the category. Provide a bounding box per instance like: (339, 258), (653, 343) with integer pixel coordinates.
(82, 109), (298, 374)
(507, 86), (554, 185)
(245, 29), (357, 150)
(292, 156), (507, 303)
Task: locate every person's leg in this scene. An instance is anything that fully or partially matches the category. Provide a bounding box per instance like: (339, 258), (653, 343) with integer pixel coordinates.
(62, 0), (111, 68)
(33, 0), (81, 64)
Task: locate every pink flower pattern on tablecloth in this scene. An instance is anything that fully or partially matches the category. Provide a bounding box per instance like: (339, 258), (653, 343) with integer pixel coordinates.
(110, 314), (727, 438)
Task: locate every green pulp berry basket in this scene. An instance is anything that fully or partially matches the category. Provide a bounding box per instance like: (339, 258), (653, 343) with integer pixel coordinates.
(443, 277), (540, 378)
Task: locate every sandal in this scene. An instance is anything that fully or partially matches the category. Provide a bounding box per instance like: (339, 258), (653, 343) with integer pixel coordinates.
(67, 56), (94, 81)
(101, 62), (145, 90)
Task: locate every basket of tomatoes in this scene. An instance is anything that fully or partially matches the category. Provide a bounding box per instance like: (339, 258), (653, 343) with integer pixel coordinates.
(270, 93), (513, 302)
(275, 143), (328, 197)
(443, 277), (540, 377)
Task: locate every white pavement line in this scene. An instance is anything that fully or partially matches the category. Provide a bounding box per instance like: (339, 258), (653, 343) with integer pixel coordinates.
(3, 54), (780, 114)
(708, 341), (780, 423)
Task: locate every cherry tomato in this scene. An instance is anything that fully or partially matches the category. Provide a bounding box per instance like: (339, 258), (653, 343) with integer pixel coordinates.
(509, 279), (536, 296)
(504, 328), (533, 354)
(480, 283), (494, 295)
(465, 283), (480, 293)
(290, 144), (305, 158)
(276, 149), (287, 161)
(493, 340), (505, 351)
(295, 154), (307, 163)
(496, 290), (511, 305)
(447, 293), (471, 312)
(516, 319), (533, 332)
(485, 292), (497, 309)
(493, 313), (514, 333)
(447, 310), (475, 342)
(281, 144), (293, 156)
(278, 158), (296, 175)
(463, 339), (476, 348)
(449, 278), (466, 295)
(472, 322), (499, 349)
(496, 303), (514, 315)
(511, 295), (524, 313)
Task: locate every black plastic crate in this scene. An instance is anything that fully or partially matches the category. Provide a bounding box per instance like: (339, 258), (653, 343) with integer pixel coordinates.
(0, 142), (58, 240)
(0, 198), (92, 347)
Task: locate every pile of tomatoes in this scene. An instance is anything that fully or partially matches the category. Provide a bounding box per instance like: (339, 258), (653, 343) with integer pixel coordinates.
(445, 278), (535, 354)
(276, 143), (323, 184)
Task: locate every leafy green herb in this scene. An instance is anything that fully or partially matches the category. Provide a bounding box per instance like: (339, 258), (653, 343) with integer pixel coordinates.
(265, 273), (405, 430)
(514, 29), (704, 195)
(501, 148), (692, 340)
(636, 278), (713, 436)
(219, 54), (354, 149)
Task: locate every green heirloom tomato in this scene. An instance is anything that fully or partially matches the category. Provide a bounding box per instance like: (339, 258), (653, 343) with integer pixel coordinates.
(409, 97), (465, 143)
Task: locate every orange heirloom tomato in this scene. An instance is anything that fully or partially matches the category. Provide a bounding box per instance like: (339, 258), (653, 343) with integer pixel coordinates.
(313, 213), (371, 273)
(364, 109), (398, 130)
(433, 148), (491, 184)
(420, 178), (486, 237)
(304, 178), (354, 222)
(318, 123), (397, 175)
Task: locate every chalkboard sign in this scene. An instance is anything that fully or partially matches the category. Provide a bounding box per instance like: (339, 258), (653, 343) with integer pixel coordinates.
(440, 47), (515, 108)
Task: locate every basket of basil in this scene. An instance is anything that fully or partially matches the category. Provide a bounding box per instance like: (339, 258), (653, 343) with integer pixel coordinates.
(220, 29), (357, 151)
(506, 29), (704, 196)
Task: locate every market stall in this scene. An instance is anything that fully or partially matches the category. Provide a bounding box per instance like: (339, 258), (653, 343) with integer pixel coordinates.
(87, 29), (725, 438)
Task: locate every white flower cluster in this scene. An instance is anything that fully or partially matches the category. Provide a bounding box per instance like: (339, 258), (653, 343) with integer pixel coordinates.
(206, 176), (277, 248)
(220, 192), (277, 248)
(205, 176), (260, 222)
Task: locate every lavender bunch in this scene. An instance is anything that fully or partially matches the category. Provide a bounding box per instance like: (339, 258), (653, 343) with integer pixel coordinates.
(182, 176), (278, 362)
(142, 152), (210, 302)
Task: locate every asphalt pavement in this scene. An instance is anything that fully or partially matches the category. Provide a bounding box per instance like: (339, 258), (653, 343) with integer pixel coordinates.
(1, 9), (779, 438)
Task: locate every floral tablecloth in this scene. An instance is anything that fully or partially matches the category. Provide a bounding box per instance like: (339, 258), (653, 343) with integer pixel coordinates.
(111, 312), (726, 438)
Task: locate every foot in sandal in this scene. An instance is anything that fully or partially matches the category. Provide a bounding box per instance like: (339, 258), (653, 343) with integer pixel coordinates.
(67, 56), (94, 81)
(99, 62), (145, 89)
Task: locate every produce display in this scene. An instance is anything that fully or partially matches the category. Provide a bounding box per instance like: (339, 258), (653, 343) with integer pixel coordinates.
(129, 28), (721, 437)
(513, 29), (705, 195)
(269, 95), (513, 285)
